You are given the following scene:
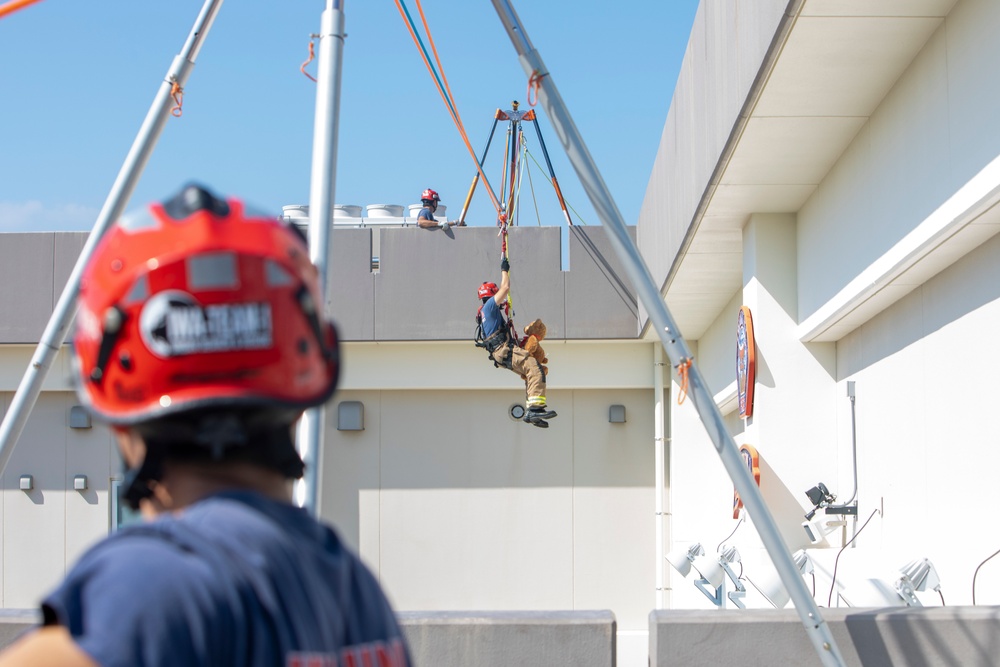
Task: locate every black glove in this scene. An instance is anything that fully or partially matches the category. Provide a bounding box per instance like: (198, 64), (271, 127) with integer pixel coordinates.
(500, 257), (510, 272)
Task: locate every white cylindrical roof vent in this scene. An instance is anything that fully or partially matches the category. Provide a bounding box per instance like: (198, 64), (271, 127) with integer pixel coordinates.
(408, 203), (447, 220)
(366, 204), (405, 218)
(333, 204), (363, 218)
(282, 205), (309, 223)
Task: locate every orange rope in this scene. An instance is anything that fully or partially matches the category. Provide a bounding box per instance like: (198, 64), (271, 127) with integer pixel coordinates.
(300, 38), (317, 83)
(526, 70), (546, 107)
(0, 0), (43, 20)
(169, 81), (184, 117)
(676, 358), (692, 405)
(394, 0), (504, 221)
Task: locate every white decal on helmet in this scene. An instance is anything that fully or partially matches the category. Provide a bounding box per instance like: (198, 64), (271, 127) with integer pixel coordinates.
(139, 290), (273, 357)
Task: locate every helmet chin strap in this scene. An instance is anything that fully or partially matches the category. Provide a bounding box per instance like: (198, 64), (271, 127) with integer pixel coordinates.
(121, 447), (164, 511)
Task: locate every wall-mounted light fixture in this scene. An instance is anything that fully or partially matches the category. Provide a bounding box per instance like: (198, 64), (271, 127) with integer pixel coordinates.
(609, 405), (626, 423)
(19, 475), (33, 491)
(691, 546), (746, 608)
(839, 558), (942, 608)
(666, 543), (705, 578)
(73, 475), (88, 491)
(667, 543), (746, 608)
(337, 401), (364, 431)
(746, 549), (815, 609)
(69, 405), (92, 429)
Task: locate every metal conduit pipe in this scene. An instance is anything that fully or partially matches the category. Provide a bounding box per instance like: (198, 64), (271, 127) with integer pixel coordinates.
(654, 344), (667, 609)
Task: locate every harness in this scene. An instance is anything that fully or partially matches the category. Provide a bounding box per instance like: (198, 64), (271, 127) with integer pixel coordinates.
(475, 304), (516, 369)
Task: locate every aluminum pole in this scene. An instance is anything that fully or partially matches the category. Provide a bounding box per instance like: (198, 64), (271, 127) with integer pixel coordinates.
(0, 0), (225, 477)
(295, 0), (346, 515)
(490, 2), (846, 665)
(654, 344), (666, 609)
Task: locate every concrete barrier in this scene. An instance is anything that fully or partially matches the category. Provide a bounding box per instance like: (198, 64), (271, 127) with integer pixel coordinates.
(0, 609), (40, 649)
(650, 607), (1000, 666)
(399, 610), (617, 667)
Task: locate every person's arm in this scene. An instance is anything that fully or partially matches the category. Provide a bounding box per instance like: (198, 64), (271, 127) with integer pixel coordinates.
(493, 258), (510, 304)
(0, 626), (97, 667)
(416, 208), (439, 228)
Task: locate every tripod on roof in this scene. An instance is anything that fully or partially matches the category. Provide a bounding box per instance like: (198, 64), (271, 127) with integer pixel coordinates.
(456, 100), (573, 228)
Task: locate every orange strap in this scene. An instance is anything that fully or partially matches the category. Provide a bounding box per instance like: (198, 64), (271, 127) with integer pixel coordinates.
(676, 358), (692, 405)
(394, 0), (503, 220)
(0, 0), (43, 20)
(527, 70), (546, 107)
(169, 81), (184, 117)
(300, 38), (318, 83)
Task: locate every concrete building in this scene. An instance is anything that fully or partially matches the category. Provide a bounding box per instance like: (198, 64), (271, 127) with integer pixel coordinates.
(2, 0), (1000, 665)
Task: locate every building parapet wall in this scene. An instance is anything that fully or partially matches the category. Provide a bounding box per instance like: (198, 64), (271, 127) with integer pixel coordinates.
(0, 226), (637, 344)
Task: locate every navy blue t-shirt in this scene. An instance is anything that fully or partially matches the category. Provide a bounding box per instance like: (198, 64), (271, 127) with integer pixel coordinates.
(416, 206), (436, 223)
(42, 491), (409, 667)
(480, 295), (506, 339)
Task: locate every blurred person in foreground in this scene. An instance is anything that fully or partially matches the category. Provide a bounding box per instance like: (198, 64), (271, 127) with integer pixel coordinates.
(0, 184), (410, 667)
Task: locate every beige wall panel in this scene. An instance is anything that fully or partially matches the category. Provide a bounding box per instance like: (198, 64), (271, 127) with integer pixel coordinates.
(570, 389), (655, 631)
(319, 391), (382, 562)
(1, 394), (66, 607)
(64, 393), (117, 566)
(376, 388), (575, 610)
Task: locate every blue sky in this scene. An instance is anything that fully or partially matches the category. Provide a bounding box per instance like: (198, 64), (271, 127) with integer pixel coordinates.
(0, 1), (699, 233)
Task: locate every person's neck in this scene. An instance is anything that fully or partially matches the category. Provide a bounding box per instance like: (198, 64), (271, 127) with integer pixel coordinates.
(142, 460), (293, 517)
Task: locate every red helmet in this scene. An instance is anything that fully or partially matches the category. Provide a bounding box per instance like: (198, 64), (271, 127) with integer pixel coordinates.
(421, 188), (440, 204)
(73, 184), (339, 426)
(478, 281), (499, 299)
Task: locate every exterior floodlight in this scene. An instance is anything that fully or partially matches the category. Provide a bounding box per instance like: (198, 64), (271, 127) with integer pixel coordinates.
(896, 558), (941, 606)
(746, 549), (813, 609)
(693, 546), (746, 609)
(899, 558), (941, 592)
(666, 543), (705, 578)
(841, 558), (942, 608)
(693, 553), (725, 588)
(839, 578), (909, 608)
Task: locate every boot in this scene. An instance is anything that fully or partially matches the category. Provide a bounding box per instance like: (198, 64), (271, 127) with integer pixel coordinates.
(523, 406), (557, 425)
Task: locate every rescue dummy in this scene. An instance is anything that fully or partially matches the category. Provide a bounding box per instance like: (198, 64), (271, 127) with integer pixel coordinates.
(520, 318), (548, 377)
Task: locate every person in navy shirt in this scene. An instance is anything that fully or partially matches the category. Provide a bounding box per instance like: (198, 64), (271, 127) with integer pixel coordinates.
(0, 184), (410, 667)
(476, 256), (557, 427)
(416, 188), (444, 228)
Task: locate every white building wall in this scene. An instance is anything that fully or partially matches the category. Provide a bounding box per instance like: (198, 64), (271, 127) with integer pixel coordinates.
(662, 0), (1000, 610)
(835, 232), (1000, 605)
(798, 1), (1000, 319)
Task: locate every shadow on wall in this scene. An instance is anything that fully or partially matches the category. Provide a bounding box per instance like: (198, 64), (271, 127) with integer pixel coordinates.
(569, 227), (637, 319)
(839, 232), (1000, 377)
(756, 454), (816, 553)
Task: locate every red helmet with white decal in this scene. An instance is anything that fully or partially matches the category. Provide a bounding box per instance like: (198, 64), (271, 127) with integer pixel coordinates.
(73, 183), (339, 426)
(478, 282), (499, 299)
(421, 188), (440, 205)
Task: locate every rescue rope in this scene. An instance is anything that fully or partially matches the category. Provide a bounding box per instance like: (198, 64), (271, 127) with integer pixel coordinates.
(523, 148), (588, 224)
(676, 358), (692, 405)
(0, 0), (43, 20)
(394, 0), (505, 223)
(300, 37), (318, 82)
